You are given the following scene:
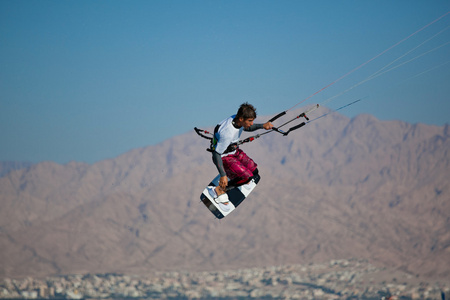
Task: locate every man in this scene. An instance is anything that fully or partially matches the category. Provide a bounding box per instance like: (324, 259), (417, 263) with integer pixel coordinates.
(208, 102), (273, 205)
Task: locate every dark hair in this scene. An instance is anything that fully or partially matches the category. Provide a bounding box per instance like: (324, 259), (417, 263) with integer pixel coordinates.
(236, 102), (257, 119)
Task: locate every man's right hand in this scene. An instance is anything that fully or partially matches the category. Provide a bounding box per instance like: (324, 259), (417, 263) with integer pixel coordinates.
(218, 176), (228, 193)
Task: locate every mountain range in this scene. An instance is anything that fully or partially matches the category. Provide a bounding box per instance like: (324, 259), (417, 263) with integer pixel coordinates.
(0, 161), (33, 178)
(1, 109), (449, 280)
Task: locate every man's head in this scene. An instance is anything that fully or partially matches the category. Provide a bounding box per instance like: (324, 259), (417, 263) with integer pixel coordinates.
(235, 102), (257, 129)
(236, 102), (257, 119)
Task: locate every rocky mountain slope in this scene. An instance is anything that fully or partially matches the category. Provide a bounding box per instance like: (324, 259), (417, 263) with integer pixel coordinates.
(1, 109), (449, 280)
(0, 161), (33, 178)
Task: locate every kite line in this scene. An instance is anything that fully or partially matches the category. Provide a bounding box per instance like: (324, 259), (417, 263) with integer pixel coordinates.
(287, 10), (450, 112)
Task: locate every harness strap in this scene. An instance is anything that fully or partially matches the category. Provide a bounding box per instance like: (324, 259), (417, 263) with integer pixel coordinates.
(207, 124), (239, 154)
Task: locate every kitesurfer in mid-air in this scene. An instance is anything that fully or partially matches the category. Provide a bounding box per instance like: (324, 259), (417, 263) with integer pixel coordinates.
(208, 103), (273, 205)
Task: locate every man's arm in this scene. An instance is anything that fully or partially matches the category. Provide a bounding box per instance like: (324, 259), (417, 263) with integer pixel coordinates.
(212, 151), (227, 177)
(212, 151), (228, 191)
(244, 122), (273, 132)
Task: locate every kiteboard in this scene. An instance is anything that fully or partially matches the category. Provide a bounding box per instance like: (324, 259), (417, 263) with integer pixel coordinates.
(200, 171), (260, 219)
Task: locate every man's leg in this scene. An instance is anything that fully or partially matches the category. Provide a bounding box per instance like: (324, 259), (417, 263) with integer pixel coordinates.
(222, 149), (257, 187)
(210, 149), (256, 204)
(228, 168), (259, 188)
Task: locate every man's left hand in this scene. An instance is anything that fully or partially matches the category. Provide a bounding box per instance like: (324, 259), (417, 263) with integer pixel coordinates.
(263, 122), (274, 130)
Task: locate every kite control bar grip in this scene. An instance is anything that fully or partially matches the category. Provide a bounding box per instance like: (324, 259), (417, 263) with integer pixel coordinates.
(268, 111), (286, 123)
(194, 127), (213, 140)
(194, 127), (202, 135)
(272, 122), (306, 136)
(272, 127), (287, 135)
(272, 121), (306, 136)
(284, 122), (306, 135)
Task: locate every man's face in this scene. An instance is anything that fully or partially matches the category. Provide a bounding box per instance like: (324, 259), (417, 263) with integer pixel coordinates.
(238, 117), (255, 129)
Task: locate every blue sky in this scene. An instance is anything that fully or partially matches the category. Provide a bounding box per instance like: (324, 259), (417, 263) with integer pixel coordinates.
(1, 1), (449, 164)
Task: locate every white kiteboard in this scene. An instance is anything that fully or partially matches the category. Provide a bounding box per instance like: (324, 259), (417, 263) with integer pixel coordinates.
(200, 171), (260, 219)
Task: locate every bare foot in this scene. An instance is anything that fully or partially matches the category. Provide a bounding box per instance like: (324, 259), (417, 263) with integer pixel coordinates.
(215, 186), (226, 195)
(215, 186), (229, 204)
